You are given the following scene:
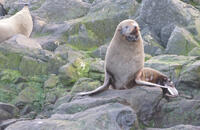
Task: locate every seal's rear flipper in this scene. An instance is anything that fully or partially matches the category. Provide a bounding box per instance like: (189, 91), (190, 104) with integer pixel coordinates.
(135, 79), (179, 97)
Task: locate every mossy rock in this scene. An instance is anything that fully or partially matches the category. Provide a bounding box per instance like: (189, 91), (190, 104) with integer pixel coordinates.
(166, 27), (200, 55)
(44, 74), (59, 89)
(62, 0), (139, 51)
(19, 56), (48, 76)
(70, 78), (101, 94)
(145, 55), (198, 82)
(188, 47), (200, 56)
(59, 58), (90, 86)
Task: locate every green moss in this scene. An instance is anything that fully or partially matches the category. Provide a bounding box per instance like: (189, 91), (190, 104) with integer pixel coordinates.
(32, 32), (51, 38)
(0, 69), (22, 84)
(174, 65), (182, 78)
(0, 84), (18, 103)
(145, 54), (152, 61)
(19, 56), (48, 76)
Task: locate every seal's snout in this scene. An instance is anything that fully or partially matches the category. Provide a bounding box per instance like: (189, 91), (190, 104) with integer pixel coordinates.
(130, 26), (138, 35)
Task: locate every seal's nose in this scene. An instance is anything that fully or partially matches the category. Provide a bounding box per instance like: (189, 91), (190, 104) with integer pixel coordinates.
(130, 26), (138, 35)
(134, 25), (137, 30)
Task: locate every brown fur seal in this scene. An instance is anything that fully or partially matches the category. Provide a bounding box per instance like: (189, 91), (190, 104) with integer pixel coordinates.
(78, 19), (145, 95)
(135, 67), (179, 97)
(0, 5), (33, 43)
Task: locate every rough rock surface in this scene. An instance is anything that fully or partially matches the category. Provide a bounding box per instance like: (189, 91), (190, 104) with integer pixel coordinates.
(0, 0), (200, 129)
(0, 102), (19, 121)
(5, 86), (162, 130)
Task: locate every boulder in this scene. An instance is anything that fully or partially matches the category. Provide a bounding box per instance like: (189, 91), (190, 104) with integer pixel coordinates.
(32, 0), (90, 23)
(0, 2), (6, 16)
(91, 43), (108, 59)
(152, 99), (200, 127)
(147, 124), (200, 130)
(6, 103), (139, 130)
(63, 0), (139, 50)
(178, 60), (200, 89)
(141, 28), (164, 56)
(145, 55), (200, 99)
(0, 36), (64, 75)
(138, 0), (200, 47)
(189, 47), (200, 56)
(0, 102), (19, 121)
(55, 86), (162, 124)
(70, 78), (101, 94)
(165, 27), (200, 55)
(5, 34), (42, 49)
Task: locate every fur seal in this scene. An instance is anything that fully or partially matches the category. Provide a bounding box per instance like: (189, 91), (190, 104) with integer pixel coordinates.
(135, 67), (179, 97)
(78, 19), (179, 96)
(0, 5), (33, 43)
(78, 19), (145, 95)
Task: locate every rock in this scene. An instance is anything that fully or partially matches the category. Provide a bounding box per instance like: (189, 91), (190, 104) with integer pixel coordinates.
(145, 55), (200, 99)
(32, 0), (91, 23)
(0, 3), (6, 16)
(58, 62), (79, 86)
(5, 34), (42, 49)
(0, 118), (31, 130)
(55, 45), (84, 62)
(19, 56), (48, 76)
(141, 28), (164, 56)
(55, 86), (162, 124)
(14, 86), (43, 105)
(70, 78), (101, 94)
(58, 58), (90, 86)
(40, 39), (58, 52)
(63, 0), (139, 50)
(44, 74), (59, 88)
(91, 43), (108, 59)
(189, 47), (200, 56)
(165, 27), (200, 55)
(4, 0), (45, 15)
(178, 60), (200, 89)
(138, 0), (200, 47)
(152, 99), (200, 127)
(147, 124), (200, 130)
(88, 58), (104, 81)
(0, 37), (64, 75)
(145, 55), (198, 83)
(6, 103), (139, 130)
(0, 102), (19, 121)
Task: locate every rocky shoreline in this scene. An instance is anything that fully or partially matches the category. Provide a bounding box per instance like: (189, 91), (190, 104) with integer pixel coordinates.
(0, 0), (200, 129)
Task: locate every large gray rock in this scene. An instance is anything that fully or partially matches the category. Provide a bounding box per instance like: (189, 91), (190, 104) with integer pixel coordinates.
(5, 34), (42, 49)
(0, 102), (19, 121)
(0, 3), (6, 16)
(63, 0), (139, 50)
(152, 99), (200, 127)
(178, 60), (200, 89)
(55, 86), (162, 124)
(147, 124), (200, 130)
(138, 0), (200, 47)
(0, 36), (64, 75)
(145, 55), (200, 99)
(165, 27), (200, 55)
(6, 103), (139, 130)
(33, 0), (91, 23)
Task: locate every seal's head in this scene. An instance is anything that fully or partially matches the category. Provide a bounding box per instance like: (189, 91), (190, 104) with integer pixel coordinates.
(117, 19), (140, 42)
